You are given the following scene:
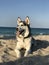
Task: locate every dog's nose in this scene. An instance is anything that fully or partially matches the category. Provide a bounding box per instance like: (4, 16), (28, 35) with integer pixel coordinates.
(16, 28), (18, 31)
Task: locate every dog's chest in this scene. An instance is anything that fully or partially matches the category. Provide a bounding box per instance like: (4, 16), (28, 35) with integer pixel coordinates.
(17, 37), (32, 45)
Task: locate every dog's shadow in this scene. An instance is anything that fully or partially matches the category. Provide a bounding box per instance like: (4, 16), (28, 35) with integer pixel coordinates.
(31, 38), (49, 52)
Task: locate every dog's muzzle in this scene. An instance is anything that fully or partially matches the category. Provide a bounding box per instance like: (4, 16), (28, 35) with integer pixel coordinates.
(16, 28), (25, 35)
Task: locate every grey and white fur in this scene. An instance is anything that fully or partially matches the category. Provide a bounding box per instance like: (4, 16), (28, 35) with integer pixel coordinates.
(15, 16), (35, 58)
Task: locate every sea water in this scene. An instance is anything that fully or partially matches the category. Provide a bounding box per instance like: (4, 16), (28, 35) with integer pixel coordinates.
(0, 27), (49, 39)
(0, 27), (16, 39)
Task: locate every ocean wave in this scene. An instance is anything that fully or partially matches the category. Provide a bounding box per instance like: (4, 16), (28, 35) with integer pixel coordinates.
(0, 35), (4, 38)
(32, 32), (49, 35)
(32, 32), (45, 35)
(39, 33), (43, 35)
(0, 34), (15, 39)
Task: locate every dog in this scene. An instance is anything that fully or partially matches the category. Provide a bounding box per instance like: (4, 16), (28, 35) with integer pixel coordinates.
(15, 16), (35, 58)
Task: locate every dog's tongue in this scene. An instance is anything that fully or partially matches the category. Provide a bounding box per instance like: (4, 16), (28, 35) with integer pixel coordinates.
(17, 31), (20, 36)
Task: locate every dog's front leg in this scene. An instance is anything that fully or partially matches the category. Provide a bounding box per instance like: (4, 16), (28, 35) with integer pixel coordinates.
(24, 49), (31, 57)
(24, 47), (31, 57)
(15, 48), (21, 58)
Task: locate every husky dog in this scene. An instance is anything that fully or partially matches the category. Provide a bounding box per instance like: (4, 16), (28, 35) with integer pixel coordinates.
(15, 16), (34, 58)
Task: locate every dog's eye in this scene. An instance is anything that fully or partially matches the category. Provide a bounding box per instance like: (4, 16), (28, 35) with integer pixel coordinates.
(21, 25), (24, 26)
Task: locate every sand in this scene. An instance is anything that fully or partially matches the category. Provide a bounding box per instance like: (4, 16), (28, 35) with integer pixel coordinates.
(0, 35), (49, 65)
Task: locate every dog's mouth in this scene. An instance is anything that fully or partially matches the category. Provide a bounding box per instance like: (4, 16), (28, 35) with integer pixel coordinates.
(19, 29), (25, 34)
(16, 28), (25, 35)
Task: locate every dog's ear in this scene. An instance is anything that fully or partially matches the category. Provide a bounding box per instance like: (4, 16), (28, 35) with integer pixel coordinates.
(17, 17), (21, 25)
(25, 16), (30, 25)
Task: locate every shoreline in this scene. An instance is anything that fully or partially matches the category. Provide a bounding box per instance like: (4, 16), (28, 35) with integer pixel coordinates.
(0, 35), (49, 40)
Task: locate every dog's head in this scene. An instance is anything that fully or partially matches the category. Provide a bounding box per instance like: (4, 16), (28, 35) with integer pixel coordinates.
(16, 16), (31, 38)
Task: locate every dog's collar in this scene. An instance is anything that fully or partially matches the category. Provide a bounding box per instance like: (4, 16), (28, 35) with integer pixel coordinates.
(16, 33), (32, 39)
(24, 34), (32, 39)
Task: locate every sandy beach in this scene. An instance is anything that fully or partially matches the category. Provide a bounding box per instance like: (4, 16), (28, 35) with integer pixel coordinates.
(0, 35), (49, 65)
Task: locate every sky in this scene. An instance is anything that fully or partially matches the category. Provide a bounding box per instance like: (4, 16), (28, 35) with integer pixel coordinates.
(0, 0), (49, 28)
